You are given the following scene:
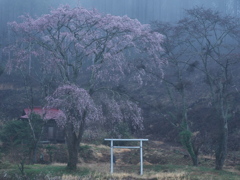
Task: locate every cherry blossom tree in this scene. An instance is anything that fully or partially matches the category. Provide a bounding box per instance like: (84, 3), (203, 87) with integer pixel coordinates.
(6, 5), (164, 83)
(6, 5), (164, 170)
(46, 84), (102, 169)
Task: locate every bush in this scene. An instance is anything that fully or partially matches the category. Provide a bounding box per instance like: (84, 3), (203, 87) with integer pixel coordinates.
(79, 145), (93, 162)
(45, 145), (57, 163)
(104, 122), (134, 146)
(0, 160), (12, 169)
(53, 145), (68, 163)
(0, 120), (30, 152)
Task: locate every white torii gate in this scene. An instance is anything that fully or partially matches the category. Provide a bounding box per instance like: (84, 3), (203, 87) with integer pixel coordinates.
(104, 139), (149, 175)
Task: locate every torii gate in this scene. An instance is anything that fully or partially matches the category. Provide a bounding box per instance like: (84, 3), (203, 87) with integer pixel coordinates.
(104, 139), (149, 175)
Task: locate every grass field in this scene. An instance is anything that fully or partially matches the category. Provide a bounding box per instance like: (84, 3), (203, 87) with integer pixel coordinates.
(1, 161), (240, 179)
(0, 142), (240, 179)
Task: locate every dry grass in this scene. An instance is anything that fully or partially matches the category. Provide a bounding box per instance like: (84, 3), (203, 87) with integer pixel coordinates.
(77, 163), (190, 180)
(61, 175), (80, 180)
(2, 142), (240, 180)
(81, 143), (109, 150)
(78, 162), (110, 173)
(45, 162), (184, 180)
(111, 171), (189, 180)
(59, 171), (190, 180)
(43, 142), (240, 180)
(51, 162), (67, 166)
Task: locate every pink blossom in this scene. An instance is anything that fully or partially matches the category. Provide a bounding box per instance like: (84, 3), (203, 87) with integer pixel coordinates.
(6, 5), (165, 134)
(46, 84), (103, 133)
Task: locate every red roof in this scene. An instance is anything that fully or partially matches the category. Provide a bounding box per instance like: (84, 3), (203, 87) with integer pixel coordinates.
(20, 107), (63, 120)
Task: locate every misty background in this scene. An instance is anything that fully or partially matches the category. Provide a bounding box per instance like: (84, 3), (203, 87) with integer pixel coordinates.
(1, 0), (239, 69)
(0, 0), (240, 171)
(0, 0), (240, 124)
(1, 0), (239, 29)
(1, 0), (239, 57)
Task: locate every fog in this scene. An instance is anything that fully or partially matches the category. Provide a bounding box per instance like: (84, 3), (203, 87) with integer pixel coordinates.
(79, 0), (240, 23)
(1, 0), (239, 26)
(1, 0), (240, 75)
(1, 1), (240, 172)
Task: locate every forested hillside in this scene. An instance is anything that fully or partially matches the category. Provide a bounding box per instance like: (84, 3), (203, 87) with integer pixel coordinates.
(0, 0), (240, 173)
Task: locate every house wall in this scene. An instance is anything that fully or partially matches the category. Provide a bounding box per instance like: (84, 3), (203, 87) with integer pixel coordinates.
(41, 120), (65, 143)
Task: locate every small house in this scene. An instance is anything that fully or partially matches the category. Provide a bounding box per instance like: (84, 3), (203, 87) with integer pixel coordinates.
(20, 107), (65, 143)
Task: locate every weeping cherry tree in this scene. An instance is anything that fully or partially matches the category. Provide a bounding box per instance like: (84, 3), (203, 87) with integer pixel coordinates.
(6, 5), (164, 170)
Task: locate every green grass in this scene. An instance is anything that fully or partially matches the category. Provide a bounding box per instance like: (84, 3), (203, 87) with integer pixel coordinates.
(0, 163), (240, 180)
(26, 164), (90, 176)
(1, 141), (240, 180)
(112, 164), (240, 180)
(144, 164), (240, 180)
(0, 161), (12, 169)
(0, 164), (90, 179)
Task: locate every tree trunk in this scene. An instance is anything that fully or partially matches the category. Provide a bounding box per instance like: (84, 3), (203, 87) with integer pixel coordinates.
(67, 138), (79, 170)
(215, 119), (228, 170)
(31, 142), (38, 164)
(65, 119), (85, 170)
(191, 154), (198, 166)
(180, 129), (199, 166)
(66, 124), (80, 170)
(191, 137), (203, 167)
(187, 143), (199, 166)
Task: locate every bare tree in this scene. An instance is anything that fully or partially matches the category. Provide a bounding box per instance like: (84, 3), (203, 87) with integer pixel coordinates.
(158, 7), (240, 170)
(151, 21), (202, 166)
